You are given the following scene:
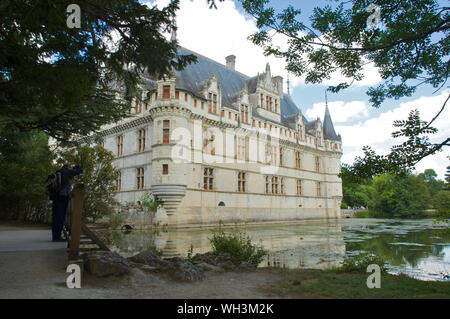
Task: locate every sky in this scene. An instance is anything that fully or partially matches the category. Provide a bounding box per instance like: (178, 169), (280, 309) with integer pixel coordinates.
(144, 0), (449, 179)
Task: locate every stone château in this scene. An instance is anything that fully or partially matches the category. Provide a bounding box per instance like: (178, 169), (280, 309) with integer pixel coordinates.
(98, 46), (343, 226)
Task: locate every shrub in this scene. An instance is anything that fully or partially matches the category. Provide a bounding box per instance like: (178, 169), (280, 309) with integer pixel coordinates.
(109, 213), (123, 229)
(209, 227), (268, 267)
(141, 192), (162, 213)
(58, 145), (119, 222)
(354, 210), (370, 218)
(332, 252), (388, 274)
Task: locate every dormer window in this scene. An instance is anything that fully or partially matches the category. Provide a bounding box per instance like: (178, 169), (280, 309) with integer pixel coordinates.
(135, 99), (142, 113)
(241, 105), (249, 124)
(275, 99), (278, 113)
(162, 85), (170, 99)
(297, 124), (303, 140)
(208, 93), (217, 114)
(260, 94), (264, 108)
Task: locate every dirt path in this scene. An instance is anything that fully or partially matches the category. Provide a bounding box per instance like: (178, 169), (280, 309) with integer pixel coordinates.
(0, 222), (283, 299)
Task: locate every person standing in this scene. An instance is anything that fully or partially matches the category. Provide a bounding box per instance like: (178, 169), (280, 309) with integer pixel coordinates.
(51, 163), (83, 241)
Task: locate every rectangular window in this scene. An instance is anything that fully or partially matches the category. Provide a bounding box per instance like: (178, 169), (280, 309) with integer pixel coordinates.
(316, 182), (321, 197)
(213, 94), (217, 114)
(175, 90), (179, 99)
(162, 120), (170, 144)
(295, 151), (301, 169)
(238, 172), (246, 193)
(116, 171), (121, 191)
(275, 99), (278, 113)
(162, 85), (170, 99)
(237, 136), (246, 161)
(203, 168), (214, 190)
(201, 101), (204, 110)
(194, 99), (197, 107)
(162, 164), (168, 175)
(203, 129), (215, 155)
(297, 179), (302, 196)
(138, 129), (146, 152)
(184, 93), (188, 102)
(260, 93), (264, 108)
(279, 148), (283, 167)
(315, 156), (320, 172)
(298, 124), (303, 140)
(137, 168), (144, 190)
(265, 176), (270, 194)
(235, 114), (238, 121)
(228, 112), (231, 119)
(135, 99), (142, 114)
(241, 105), (249, 123)
(221, 110), (225, 117)
(280, 178), (284, 194)
(208, 93), (212, 112)
(271, 176), (278, 194)
(117, 135), (123, 157)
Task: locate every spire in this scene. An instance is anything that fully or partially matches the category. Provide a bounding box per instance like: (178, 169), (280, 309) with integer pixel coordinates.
(323, 93), (340, 141)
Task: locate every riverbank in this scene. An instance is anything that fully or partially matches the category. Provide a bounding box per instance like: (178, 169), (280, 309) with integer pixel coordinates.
(1, 221), (448, 299)
(274, 269), (449, 298)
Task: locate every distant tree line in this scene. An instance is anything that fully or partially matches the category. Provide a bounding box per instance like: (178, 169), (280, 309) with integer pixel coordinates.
(341, 165), (450, 219)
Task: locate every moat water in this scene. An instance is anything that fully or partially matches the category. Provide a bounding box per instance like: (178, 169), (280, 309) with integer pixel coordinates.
(110, 218), (450, 282)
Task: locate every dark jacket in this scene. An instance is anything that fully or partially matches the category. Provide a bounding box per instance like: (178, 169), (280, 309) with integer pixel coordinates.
(58, 165), (83, 197)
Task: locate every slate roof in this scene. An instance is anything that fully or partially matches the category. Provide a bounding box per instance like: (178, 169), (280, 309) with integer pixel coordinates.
(143, 46), (340, 140)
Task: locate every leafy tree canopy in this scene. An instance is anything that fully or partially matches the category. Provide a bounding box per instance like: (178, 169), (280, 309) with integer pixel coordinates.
(233, 0), (449, 175)
(57, 145), (119, 222)
(1, 0), (196, 142)
(239, 0), (449, 106)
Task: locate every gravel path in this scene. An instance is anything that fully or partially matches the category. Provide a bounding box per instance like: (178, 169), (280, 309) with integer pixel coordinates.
(0, 223), (282, 299)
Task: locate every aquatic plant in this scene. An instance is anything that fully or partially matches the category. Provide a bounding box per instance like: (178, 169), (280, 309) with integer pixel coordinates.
(209, 226), (268, 267)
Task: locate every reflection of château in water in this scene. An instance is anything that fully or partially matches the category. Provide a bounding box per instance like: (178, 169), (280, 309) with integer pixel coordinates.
(110, 223), (346, 269)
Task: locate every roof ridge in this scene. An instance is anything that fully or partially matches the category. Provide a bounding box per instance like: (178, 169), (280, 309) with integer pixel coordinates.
(179, 46), (251, 79)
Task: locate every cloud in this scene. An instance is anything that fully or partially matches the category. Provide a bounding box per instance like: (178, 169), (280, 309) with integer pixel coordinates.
(336, 91), (450, 178)
(145, 0), (382, 91)
(305, 100), (369, 123)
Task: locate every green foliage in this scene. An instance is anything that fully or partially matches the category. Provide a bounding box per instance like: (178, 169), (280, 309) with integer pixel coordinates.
(186, 244), (194, 263)
(58, 145), (119, 222)
(354, 210), (370, 218)
(419, 169), (446, 198)
(340, 166), (372, 208)
(209, 227), (268, 267)
(433, 190), (450, 214)
(240, 0), (448, 107)
(109, 213), (124, 230)
(0, 128), (55, 222)
(239, 0), (449, 172)
(1, 0), (196, 142)
(141, 192), (162, 213)
(369, 172), (430, 218)
(333, 253), (388, 274)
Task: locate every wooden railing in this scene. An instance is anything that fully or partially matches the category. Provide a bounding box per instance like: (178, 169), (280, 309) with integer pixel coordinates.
(64, 184), (109, 262)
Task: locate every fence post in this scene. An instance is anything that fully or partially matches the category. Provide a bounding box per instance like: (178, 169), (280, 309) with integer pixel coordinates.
(68, 184), (84, 261)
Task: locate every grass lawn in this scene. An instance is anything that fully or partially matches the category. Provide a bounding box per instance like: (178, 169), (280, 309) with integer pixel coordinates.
(273, 269), (450, 299)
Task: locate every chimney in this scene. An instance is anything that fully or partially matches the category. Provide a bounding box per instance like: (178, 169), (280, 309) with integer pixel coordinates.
(225, 55), (236, 70)
(272, 76), (283, 95)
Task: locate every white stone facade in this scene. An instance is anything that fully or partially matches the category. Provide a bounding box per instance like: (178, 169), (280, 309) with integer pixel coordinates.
(97, 47), (343, 227)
